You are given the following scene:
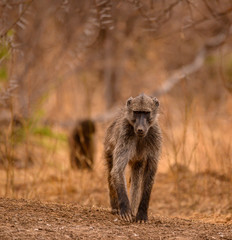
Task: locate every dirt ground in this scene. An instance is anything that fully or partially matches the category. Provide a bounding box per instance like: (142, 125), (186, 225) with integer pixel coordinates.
(0, 198), (232, 240)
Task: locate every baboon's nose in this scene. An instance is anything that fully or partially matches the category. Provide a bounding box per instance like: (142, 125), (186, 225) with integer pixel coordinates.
(137, 128), (144, 136)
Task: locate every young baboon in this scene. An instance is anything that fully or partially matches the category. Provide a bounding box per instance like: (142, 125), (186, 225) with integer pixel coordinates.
(104, 93), (162, 222)
(69, 119), (96, 170)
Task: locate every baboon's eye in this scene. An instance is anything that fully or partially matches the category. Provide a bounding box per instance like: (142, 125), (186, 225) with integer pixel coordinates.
(144, 112), (150, 118)
(133, 111), (150, 117)
(133, 111), (139, 118)
(133, 111), (140, 115)
(133, 111), (150, 115)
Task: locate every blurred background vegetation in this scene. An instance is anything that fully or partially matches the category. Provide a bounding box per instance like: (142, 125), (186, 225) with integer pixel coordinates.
(0, 0), (231, 222)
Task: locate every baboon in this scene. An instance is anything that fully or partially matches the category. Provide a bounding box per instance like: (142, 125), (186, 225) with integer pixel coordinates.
(69, 119), (96, 170)
(104, 93), (162, 222)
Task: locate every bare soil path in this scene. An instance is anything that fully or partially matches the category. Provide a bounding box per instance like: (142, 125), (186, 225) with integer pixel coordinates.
(0, 198), (231, 240)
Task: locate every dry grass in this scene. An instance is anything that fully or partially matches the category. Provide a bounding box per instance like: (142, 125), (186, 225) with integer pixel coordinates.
(1, 0), (232, 224)
(0, 89), (231, 224)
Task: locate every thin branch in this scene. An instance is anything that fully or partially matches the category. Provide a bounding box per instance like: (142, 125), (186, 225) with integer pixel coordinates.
(153, 49), (206, 97)
(155, 0), (181, 23)
(152, 26), (232, 97)
(0, 0), (33, 38)
(218, 48), (232, 94)
(153, 5), (232, 41)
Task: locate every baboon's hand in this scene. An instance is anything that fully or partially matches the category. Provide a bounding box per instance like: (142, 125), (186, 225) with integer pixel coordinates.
(135, 211), (148, 223)
(119, 207), (133, 222)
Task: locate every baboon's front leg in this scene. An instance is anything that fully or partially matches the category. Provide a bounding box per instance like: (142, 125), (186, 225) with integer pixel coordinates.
(130, 161), (144, 217)
(136, 158), (158, 223)
(111, 147), (132, 222)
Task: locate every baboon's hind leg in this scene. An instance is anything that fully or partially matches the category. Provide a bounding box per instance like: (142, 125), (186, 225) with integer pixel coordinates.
(106, 152), (118, 214)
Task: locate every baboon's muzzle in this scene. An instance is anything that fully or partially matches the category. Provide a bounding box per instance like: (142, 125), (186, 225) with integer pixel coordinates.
(135, 114), (148, 137)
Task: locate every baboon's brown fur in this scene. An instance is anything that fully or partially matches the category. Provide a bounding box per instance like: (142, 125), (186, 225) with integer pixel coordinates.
(69, 119), (96, 170)
(104, 93), (162, 222)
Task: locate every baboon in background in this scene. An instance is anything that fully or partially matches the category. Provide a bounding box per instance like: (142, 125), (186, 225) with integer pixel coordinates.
(104, 93), (162, 223)
(69, 119), (96, 170)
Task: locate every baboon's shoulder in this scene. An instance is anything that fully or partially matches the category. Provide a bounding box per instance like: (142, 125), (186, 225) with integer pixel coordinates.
(146, 123), (162, 150)
(105, 109), (131, 145)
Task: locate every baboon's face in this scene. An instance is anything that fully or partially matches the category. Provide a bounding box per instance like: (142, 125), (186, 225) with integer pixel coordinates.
(131, 111), (151, 137)
(126, 94), (159, 138)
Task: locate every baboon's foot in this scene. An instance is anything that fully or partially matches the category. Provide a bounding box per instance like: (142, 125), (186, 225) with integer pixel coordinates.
(111, 208), (119, 215)
(135, 210), (148, 223)
(119, 206), (133, 222)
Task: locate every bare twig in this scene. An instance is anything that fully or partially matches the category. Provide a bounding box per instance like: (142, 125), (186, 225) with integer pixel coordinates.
(218, 48), (232, 94)
(0, 0), (33, 38)
(152, 27), (232, 96)
(0, 78), (18, 107)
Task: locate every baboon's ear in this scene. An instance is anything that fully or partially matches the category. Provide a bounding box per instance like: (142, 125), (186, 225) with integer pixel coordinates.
(152, 97), (159, 107)
(126, 97), (133, 107)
